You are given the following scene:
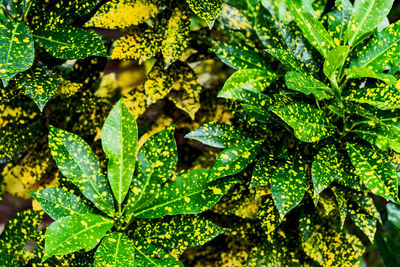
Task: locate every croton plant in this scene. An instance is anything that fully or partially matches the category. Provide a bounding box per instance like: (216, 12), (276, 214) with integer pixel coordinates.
(1, 0), (400, 266)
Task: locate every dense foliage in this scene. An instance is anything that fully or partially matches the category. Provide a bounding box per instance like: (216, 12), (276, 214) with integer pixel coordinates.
(1, 0), (400, 266)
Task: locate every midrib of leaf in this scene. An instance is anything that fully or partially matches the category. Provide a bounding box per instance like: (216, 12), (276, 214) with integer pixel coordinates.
(133, 184), (208, 217)
(37, 195), (86, 216)
(5, 23), (19, 72)
(48, 220), (109, 253)
(349, 97), (395, 107)
(64, 140), (110, 213)
(114, 234), (122, 267)
(118, 113), (123, 203)
(348, 0), (375, 46)
(131, 243), (159, 266)
(338, 4), (347, 39)
(33, 34), (73, 47)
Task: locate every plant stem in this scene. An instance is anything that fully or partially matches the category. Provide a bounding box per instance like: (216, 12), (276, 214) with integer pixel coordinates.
(23, 1), (33, 21)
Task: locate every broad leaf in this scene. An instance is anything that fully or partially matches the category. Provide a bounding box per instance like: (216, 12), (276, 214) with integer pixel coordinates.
(240, 89), (275, 123)
(271, 153), (306, 219)
(311, 144), (340, 196)
(258, 195), (281, 238)
(218, 69), (279, 100)
(0, 254), (19, 267)
(209, 139), (264, 181)
(48, 126), (115, 216)
(15, 63), (59, 111)
(345, 0), (394, 46)
(387, 203), (400, 230)
(211, 44), (269, 70)
(0, 210), (42, 254)
(131, 169), (237, 219)
(347, 142), (399, 202)
(132, 238), (184, 266)
(250, 154), (277, 188)
(346, 67), (397, 85)
(185, 122), (248, 148)
(350, 20), (400, 73)
(285, 71), (333, 99)
(102, 99), (138, 204)
(355, 121), (400, 152)
(266, 48), (305, 72)
(186, 0), (223, 28)
(344, 85), (400, 110)
(348, 206), (377, 243)
(255, 3), (286, 49)
(0, 22), (34, 86)
(43, 214), (113, 261)
(133, 215), (225, 250)
(33, 26), (107, 60)
(287, 0), (334, 56)
(323, 46), (349, 80)
(273, 102), (335, 142)
(94, 232), (136, 267)
(30, 187), (92, 220)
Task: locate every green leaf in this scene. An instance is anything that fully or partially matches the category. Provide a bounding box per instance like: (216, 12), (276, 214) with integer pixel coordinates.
(323, 46), (350, 80)
(350, 20), (400, 73)
(348, 206), (377, 243)
(211, 44), (269, 70)
(346, 142), (399, 202)
(344, 85), (400, 110)
(132, 238), (184, 266)
(0, 22), (34, 86)
(0, 210), (42, 254)
(124, 126), (177, 217)
(94, 232), (136, 267)
(43, 214), (113, 262)
(285, 71), (333, 99)
(131, 169), (237, 219)
(0, 254), (19, 267)
(218, 68), (279, 100)
(186, 0), (223, 28)
(271, 153), (306, 219)
(346, 67), (397, 86)
(15, 63), (60, 111)
(387, 203), (400, 230)
(258, 195), (281, 238)
(29, 187), (92, 220)
(345, 0), (394, 46)
(33, 26), (107, 60)
(355, 121), (400, 152)
(255, 3), (286, 49)
(209, 139), (264, 181)
(161, 8), (190, 67)
(240, 89), (275, 123)
(327, 0), (352, 44)
(273, 102), (335, 142)
(48, 126), (115, 216)
(185, 122), (248, 148)
(311, 144), (340, 196)
(287, 0), (334, 56)
(102, 99), (138, 204)
(133, 215), (225, 250)
(266, 48), (305, 72)
(250, 154), (277, 188)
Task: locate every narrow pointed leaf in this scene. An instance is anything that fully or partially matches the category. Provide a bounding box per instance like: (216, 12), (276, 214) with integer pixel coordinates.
(218, 69), (279, 100)
(266, 48), (305, 72)
(209, 139), (264, 181)
(273, 102), (335, 142)
(185, 0), (222, 28)
(43, 214), (113, 261)
(250, 154), (277, 188)
(258, 195), (281, 238)
(94, 232), (136, 267)
(285, 71), (333, 99)
(287, 0), (334, 56)
(323, 46), (350, 80)
(347, 142), (399, 202)
(33, 26), (107, 60)
(345, 0), (394, 46)
(29, 187), (92, 220)
(132, 169), (238, 219)
(185, 122), (247, 148)
(48, 126), (115, 215)
(327, 0), (352, 43)
(211, 44), (269, 70)
(102, 99), (138, 204)
(271, 154), (306, 219)
(348, 206), (377, 243)
(0, 22), (34, 86)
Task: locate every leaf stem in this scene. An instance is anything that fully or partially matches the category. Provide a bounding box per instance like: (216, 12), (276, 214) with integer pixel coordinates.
(23, 1), (33, 22)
